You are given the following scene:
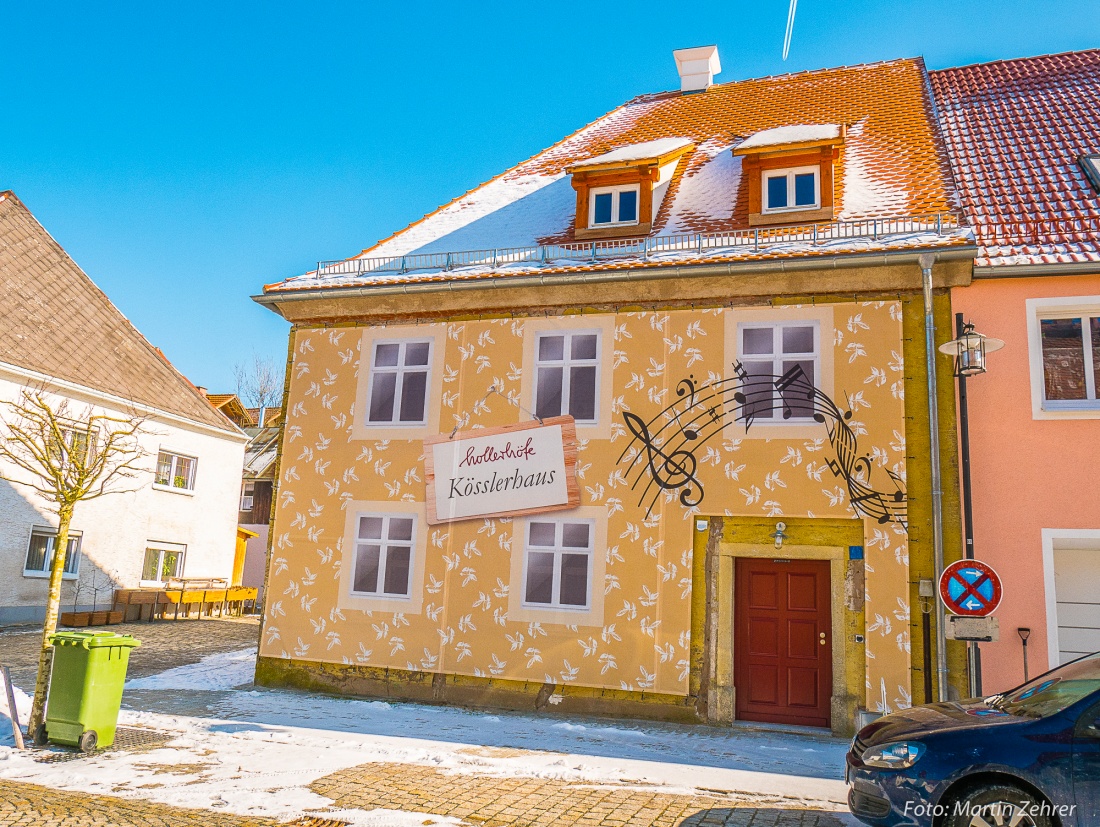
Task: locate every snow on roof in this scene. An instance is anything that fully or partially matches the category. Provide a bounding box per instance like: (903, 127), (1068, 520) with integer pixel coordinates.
(659, 139), (740, 235)
(837, 119), (910, 218)
(567, 137), (694, 169)
(268, 58), (960, 293)
(930, 50), (1100, 268)
(736, 124), (841, 151)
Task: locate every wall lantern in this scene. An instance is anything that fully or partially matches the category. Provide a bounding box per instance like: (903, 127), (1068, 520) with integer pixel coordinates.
(769, 521), (788, 550)
(937, 321), (1005, 377)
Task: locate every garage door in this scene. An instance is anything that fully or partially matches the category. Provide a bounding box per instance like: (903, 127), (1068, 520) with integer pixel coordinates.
(1054, 547), (1100, 664)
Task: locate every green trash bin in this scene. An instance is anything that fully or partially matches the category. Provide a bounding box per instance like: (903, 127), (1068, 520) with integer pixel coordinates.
(41, 631), (141, 752)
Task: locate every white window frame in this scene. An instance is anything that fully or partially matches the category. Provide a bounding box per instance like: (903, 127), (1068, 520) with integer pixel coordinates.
(23, 526), (82, 580)
(53, 425), (93, 470)
(140, 542), (187, 587)
(364, 338), (433, 427)
(154, 449), (197, 493)
(761, 165), (820, 213)
(349, 512), (416, 600)
(1041, 528), (1100, 669)
(521, 517), (596, 611)
(1026, 296), (1100, 419)
(588, 184), (641, 228)
(736, 321), (821, 422)
(240, 480), (255, 511)
(533, 329), (601, 425)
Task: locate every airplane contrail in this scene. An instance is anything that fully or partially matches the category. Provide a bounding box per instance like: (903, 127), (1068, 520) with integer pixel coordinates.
(783, 0), (798, 60)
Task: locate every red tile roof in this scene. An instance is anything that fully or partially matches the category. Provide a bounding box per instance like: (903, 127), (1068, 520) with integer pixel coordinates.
(930, 50), (1100, 268)
(267, 57), (963, 294)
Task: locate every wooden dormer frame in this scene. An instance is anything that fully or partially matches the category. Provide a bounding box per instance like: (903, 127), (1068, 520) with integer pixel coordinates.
(734, 128), (845, 227)
(566, 142), (694, 240)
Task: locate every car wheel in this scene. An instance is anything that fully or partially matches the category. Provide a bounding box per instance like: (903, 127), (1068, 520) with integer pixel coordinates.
(945, 783), (1052, 827)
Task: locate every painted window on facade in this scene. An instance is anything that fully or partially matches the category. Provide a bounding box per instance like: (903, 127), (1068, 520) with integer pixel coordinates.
(142, 544), (185, 583)
(24, 528), (81, 577)
(589, 184), (639, 227)
(738, 322), (819, 421)
(366, 339), (432, 425)
(352, 514), (415, 598)
(1039, 315), (1100, 406)
(534, 331), (599, 423)
(240, 481), (255, 511)
(522, 518), (594, 609)
(762, 166), (819, 212)
(155, 450), (196, 491)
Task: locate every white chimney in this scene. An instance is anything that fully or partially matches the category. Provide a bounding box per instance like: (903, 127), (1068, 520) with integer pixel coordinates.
(673, 45), (721, 93)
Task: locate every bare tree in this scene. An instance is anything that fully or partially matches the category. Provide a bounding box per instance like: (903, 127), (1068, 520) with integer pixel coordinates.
(0, 389), (146, 737)
(233, 351), (285, 410)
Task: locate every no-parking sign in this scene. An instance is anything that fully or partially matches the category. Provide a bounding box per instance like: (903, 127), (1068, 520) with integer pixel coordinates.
(939, 559), (1003, 618)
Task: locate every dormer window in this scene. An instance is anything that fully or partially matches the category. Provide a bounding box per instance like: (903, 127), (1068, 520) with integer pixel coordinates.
(734, 124), (843, 227)
(590, 185), (640, 228)
(566, 138), (694, 240)
(763, 167), (820, 213)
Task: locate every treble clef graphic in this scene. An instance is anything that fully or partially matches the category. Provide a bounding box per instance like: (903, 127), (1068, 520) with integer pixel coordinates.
(622, 411), (703, 508)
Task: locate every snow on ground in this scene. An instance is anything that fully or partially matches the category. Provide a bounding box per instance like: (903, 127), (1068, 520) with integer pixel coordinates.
(125, 648), (256, 691)
(0, 683), (32, 747)
(0, 647), (857, 824)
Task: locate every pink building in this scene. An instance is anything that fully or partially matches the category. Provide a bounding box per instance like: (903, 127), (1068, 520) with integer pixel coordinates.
(930, 51), (1100, 691)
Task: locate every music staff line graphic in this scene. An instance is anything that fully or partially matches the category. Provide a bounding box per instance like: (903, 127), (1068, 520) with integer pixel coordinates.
(617, 362), (907, 527)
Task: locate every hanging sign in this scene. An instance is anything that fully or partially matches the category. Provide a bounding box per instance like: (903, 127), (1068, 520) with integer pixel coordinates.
(939, 559), (1003, 618)
(424, 416), (580, 525)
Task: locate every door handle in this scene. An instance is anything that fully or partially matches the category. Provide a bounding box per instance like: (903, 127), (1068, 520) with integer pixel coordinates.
(819, 632), (827, 646)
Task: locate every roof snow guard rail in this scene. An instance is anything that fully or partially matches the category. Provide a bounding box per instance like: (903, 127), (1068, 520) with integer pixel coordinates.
(978, 218), (1100, 246)
(315, 213), (962, 277)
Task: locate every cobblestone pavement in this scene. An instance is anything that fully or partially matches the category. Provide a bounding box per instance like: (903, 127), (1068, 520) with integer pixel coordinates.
(0, 779), (282, 826)
(0, 617), (853, 826)
(0, 765), (851, 827)
(0, 617), (259, 687)
(310, 761), (850, 826)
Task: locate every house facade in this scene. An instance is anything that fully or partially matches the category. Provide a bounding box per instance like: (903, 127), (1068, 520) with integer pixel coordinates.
(0, 191), (248, 623)
(238, 419), (280, 600)
(254, 54), (974, 734)
(929, 51), (1100, 691)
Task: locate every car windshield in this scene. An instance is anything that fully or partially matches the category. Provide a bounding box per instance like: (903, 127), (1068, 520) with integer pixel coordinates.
(989, 653), (1100, 718)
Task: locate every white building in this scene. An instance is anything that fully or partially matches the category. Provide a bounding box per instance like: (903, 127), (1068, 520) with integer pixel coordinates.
(0, 190), (248, 624)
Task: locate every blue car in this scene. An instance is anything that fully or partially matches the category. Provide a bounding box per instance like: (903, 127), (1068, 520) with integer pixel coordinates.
(847, 651), (1100, 826)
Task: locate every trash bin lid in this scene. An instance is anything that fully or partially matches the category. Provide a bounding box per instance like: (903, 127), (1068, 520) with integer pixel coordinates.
(48, 631), (141, 649)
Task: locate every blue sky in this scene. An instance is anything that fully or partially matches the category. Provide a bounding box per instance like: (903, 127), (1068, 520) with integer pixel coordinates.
(2, 2), (1096, 393)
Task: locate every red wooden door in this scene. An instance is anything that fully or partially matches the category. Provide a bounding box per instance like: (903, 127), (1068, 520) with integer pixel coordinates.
(734, 557), (832, 727)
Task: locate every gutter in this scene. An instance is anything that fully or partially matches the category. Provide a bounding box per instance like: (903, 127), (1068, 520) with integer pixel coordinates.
(973, 261), (1100, 278)
(0, 361), (249, 443)
(918, 253), (950, 704)
(252, 245), (978, 309)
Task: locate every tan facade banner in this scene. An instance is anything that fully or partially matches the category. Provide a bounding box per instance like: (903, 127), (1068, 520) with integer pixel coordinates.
(424, 417), (580, 525)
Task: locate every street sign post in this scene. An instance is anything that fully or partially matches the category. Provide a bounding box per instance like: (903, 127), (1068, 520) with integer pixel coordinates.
(939, 559), (1003, 618)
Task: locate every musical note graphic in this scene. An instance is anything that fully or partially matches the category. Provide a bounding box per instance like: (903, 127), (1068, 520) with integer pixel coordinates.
(622, 411), (703, 511)
(617, 361), (907, 526)
(672, 377), (700, 440)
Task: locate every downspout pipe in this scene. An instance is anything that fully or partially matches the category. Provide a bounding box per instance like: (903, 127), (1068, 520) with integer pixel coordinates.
(919, 252), (949, 703)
